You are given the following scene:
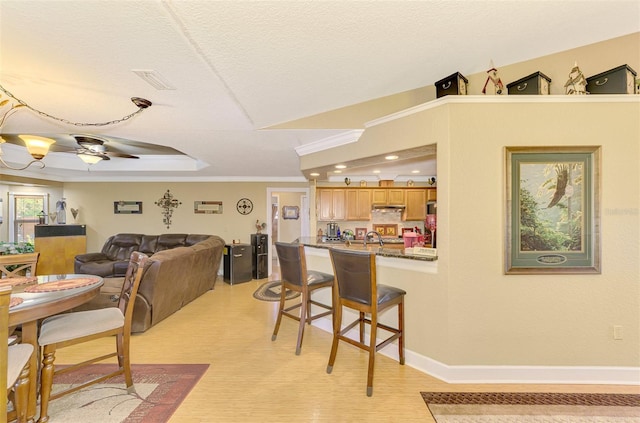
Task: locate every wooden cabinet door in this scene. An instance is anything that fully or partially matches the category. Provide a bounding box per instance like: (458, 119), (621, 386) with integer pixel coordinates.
(405, 189), (426, 221)
(346, 189), (371, 220)
(426, 188), (437, 202)
(356, 189), (371, 220)
(317, 189), (346, 221)
(387, 189), (405, 205)
(371, 189), (387, 205)
(332, 189), (346, 220)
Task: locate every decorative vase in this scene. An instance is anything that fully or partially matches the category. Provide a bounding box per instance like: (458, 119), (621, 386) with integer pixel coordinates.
(56, 198), (67, 224)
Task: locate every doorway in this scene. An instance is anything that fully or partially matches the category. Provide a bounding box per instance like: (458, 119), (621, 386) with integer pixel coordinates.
(266, 187), (309, 276)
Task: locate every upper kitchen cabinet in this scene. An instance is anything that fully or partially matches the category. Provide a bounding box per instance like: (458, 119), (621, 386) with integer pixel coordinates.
(427, 188), (437, 202)
(345, 189), (371, 221)
(404, 189), (426, 221)
(371, 188), (405, 205)
(317, 189), (346, 221)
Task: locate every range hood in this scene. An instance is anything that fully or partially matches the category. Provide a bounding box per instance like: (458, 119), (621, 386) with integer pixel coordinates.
(372, 204), (405, 210)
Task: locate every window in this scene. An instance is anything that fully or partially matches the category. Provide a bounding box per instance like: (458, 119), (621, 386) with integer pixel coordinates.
(8, 193), (50, 243)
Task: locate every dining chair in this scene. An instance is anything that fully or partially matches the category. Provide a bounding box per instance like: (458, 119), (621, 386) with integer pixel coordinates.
(271, 242), (334, 355)
(327, 248), (405, 396)
(37, 251), (149, 423)
(0, 252), (39, 278)
(1, 286), (34, 423)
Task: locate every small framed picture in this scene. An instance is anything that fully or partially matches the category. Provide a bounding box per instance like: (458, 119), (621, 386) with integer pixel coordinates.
(282, 205), (299, 220)
(194, 201), (223, 214)
(355, 227), (367, 240)
(114, 201), (142, 214)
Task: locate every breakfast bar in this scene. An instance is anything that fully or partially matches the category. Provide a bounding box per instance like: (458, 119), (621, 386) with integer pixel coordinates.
(295, 236), (437, 263)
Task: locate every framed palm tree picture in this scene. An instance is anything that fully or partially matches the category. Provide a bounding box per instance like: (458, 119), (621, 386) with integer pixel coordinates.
(505, 146), (601, 274)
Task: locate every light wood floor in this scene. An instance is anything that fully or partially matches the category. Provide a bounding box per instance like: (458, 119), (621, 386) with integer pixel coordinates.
(55, 269), (639, 423)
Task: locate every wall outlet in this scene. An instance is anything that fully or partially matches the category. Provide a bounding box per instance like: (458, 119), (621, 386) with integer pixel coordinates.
(613, 325), (623, 340)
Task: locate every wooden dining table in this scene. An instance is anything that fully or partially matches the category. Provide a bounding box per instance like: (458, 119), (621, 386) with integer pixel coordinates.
(7, 273), (103, 422)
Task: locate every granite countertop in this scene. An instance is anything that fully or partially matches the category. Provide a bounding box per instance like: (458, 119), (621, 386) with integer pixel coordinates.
(295, 237), (437, 262)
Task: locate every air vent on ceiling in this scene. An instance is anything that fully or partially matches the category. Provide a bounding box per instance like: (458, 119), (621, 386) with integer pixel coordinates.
(132, 69), (175, 90)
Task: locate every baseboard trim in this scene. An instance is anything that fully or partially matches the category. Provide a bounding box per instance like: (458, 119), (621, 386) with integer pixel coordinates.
(312, 317), (640, 386)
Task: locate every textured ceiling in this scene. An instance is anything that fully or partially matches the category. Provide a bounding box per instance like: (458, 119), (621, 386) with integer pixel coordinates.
(0, 1), (638, 182)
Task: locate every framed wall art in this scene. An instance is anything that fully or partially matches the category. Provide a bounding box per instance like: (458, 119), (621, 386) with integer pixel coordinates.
(194, 201), (223, 214)
(114, 201), (142, 214)
(355, 227), (367, 240)
(505, 146), (601, 274)
(282, 205), (299, 220)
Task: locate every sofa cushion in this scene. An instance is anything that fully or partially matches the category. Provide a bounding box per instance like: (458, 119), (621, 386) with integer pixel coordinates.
(139, 236), (159, 255)
(76, 260), (117, 278)
(186, 234), (212, 246)
(103, 234), (143, 261)
(156, 234), (188, 252)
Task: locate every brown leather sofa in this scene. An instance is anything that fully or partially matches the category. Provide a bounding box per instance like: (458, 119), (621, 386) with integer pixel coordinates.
(73, 233), (226, 333)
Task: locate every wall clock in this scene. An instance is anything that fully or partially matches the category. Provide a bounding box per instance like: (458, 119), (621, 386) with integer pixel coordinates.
(236, 198), (253, 215)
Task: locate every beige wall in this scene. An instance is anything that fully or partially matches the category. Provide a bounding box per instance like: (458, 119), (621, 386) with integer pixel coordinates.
(445, 100), (639, 366)
(276, 191), (304, 243)
(63, 181), (308, 252)
(308, 98), (639, 370)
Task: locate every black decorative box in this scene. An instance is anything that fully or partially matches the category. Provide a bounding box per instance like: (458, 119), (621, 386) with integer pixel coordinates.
(507, 71), (551, 95)
(435, 72), (468, 98)
(586, 64), (637, 94)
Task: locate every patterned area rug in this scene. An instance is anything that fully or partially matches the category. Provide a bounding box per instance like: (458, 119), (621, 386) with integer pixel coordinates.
(44, 364), (208, 422)
(252, 280), (301, 302)
(421, 392), (640, 422)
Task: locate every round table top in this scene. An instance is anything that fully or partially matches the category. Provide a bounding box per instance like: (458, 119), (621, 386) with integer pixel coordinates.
(8, 273), (104, 326)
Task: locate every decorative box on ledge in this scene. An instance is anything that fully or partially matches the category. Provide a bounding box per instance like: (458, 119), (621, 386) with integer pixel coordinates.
(435, 72), (468, 98)
(507, 71), (551, 95)
(586, 64), (637, 94)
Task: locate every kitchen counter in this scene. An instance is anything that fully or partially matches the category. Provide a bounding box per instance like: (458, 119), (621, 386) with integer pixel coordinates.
(294, 237), (437, 261)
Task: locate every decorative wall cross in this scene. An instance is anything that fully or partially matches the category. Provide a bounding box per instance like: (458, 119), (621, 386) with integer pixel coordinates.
(155, 189), (181, 228)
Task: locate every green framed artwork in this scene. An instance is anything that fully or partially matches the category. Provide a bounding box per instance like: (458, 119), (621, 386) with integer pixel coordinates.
(505, 146), (601, 274)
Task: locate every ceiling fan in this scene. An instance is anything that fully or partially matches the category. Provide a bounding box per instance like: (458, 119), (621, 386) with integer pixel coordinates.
(72, 135), (139, 163)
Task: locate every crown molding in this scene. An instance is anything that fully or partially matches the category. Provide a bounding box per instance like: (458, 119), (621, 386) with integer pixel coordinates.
(294, 129), (364, 156)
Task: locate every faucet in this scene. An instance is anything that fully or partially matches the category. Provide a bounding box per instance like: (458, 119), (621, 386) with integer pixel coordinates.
(364, 231), (384, 247)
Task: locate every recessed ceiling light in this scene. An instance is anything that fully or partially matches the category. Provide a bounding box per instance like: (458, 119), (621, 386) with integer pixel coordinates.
(310, 172), (320, 177)
(335, 164), (347, 169)
(372, 170), (381, 174)
(385, 155), (399, 160)
(334, 170), (342, 174)
(411, 170), (420, 174)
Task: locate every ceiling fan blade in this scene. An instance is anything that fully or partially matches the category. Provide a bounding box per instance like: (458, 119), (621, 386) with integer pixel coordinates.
(74, 135), (105, 148)
(105, 152), (139, 159)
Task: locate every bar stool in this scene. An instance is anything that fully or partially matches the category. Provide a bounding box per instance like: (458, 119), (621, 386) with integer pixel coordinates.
(271, 242), (333, 355)
(327, 248), (405, 396)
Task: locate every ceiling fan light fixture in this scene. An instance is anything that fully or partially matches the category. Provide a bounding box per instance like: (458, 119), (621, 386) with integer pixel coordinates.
(77, 153), (103, 165)
(18, 135), (56, 160)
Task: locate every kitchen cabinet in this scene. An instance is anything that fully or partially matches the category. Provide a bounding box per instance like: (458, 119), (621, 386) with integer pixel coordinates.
(345, 189), (371, 220)
(371, 189), (405, 205)
(404, 189), (426, 221)
(427, 188), (437, 202)
(317, 189), (346, 221)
